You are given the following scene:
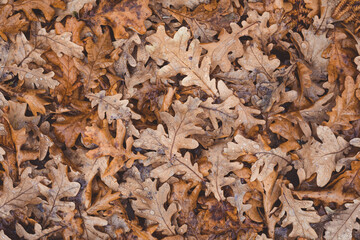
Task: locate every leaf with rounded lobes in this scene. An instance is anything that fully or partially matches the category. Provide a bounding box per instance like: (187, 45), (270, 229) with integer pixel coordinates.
(132, 179), (178, 236)
(0, 5), (28, 42)
(279, 184), (321, 239)
(134, 96), (205, 166)
(0, 168), (44, 219)
(16, 223), (62, 240)
(35, 28), (84, 59)
(38, 163), (80, 223)
(146, 25), (218, 96)
(205, 144), (243, 201)
(295, 125), (348, 187)
(87, 90), (139, 124)
(324, 198), (360, 240)
(84, 120), (146, 177)
(224, 134), (290, 182)
(326, 75), (360, 132)
(90, 0), (151, 39)
(13, 0), (66, 21)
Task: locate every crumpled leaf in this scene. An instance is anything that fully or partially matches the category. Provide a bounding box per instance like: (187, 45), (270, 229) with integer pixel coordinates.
(146, 25), (218, 96)
(132, 179), (178, 235)
(279, 184), (321, 239)
(0, 5), (28, 42)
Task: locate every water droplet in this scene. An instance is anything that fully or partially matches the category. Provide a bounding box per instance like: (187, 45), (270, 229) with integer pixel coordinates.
(150, 210), (154, 215)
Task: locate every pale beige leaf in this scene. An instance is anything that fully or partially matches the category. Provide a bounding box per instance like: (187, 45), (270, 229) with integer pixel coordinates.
(7, 64), (58, 90)
(38, 163), (81, 222)
(132, 179), (178, 235)
(295, 125), (348, 187)
(146, 25), (218, 96)
(36, 28), (84, 59)
(279, 184), (321, 239)
(324, 198), (360, 240)
(205, 144), (243, 201)
(224, 134), (290, 182)
(16, 223), (62, 240)
(0, 168), (43, 219)
(87, 90), (139, 123)
(0, 230), (11, 240)
(82, 212), (110, 240)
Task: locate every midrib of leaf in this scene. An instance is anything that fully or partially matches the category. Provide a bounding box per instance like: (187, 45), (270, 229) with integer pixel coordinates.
(200, 105), (237, 119)
(249, 46), (273, 80)
(155, 194), (175, 235)
(282, 191), (306, 236)
(165, 46), (216, 97)
(43, 174), (65, 226)
(214, 157), (221, 201)
(85, 40), (105, 91)
(330, 202), (360, 239)
(0, 185), (34, 211)
(168, 113), (204, 182)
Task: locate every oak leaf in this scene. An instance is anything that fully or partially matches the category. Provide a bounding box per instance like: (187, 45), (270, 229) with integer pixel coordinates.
(324, 198), (360, 240)
(160, 0), (208, 9)
(146, 25), (218, 96)
(132, 179), (178, 235)
(134, 97), (205, 182)
(81, 212), (109, 240)
(326, 75), (360, 132)
(205, 144), (243, 201)
(224, 134), (290, 182)
(35, 27), (84, 59)
(0, 5), (28, 42)
(84, 120), (146, 177)
(90, 0), (151, 39)
(238, 43), (280, 81)
(279, 184), (321, 239)
(12, 0), (66, 21)
(201, 23), (248, 72)
(16, 223), (62, 240)
(0, 168), (43, 219)
(295, 125), (348, 187)
(38, 163), (81, 223)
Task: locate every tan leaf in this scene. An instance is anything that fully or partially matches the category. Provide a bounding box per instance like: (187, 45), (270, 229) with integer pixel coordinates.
(326, 75), (360, 132)
(324, 198), (360, 240)
(16, 223), (62, 240)
(279, 184), (321, 239)
(134, 97), (204, 165)
(132, 179), (178, 235)
(0, 168), (43, 219)
(84, 120), (146, 177)
(295, 125), (348, 187)
(39, 163), (81, 223)
(87, 90), (136, 124)
(205, 144), (243, 201)
(224, 134), (290, 182)
(6, 64), (58, 90)
(146, 25), (218, 96)
(12, 0), (66, 21)
(0, 5), (28, 42)
(238, 43), (280, 81)
(36, 28), (84, 59)
(86, 190), (120, 215)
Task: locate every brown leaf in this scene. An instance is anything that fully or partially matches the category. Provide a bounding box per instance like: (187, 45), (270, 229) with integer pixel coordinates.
(12, 0), (66, 21)
(0, 5), (28, 42)
(84, 120), (146, 177)
(326, 75), (360, 132)
(89, 0), (151, 39)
